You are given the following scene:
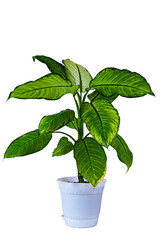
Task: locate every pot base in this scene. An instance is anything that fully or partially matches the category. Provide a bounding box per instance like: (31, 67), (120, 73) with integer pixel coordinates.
(62, 215), (98, 228)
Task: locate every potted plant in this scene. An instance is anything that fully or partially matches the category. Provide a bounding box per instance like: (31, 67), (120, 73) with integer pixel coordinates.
(4, 55), (154, 228)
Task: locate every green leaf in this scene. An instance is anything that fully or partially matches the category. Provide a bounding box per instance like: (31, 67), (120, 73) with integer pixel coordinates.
(66, 117), (78, 130)
(88, 90), (118, 102)
(33, 55), (66, 79)
(62, 59), (92, 92)
(8, 74), (79, 100)
(110, 134), (133, 171)
(4, 130), (52, 158)
(90, 68), (155, 98)
(74, 137), (107, 188)
(39, 109), (75, 133)
(81, 99), (120, 148)
(52, 137), (74, 157)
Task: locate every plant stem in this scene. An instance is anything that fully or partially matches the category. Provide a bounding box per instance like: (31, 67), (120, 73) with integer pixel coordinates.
(54, 131), (76, 142)
(74, 92), (84, 140)
(73, 95), (81, 138)
(82, 90), (89, 103)
(74, 91), (85, 183)
(73, 95), (79, 115)
(78, 171), (85, 183)
(76, 92), (81, 107)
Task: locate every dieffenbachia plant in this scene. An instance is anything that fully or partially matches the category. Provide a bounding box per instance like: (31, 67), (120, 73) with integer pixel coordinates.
(4, 56), (155, 187)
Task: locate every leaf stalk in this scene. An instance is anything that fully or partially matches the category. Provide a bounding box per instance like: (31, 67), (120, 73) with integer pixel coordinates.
(54, 131), (76, 142)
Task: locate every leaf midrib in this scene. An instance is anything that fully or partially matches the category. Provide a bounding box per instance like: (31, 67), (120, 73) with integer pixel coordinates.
(13, 85), (75, 94)
(116, 135), (130, 159)
(90, 103), (104, 134)
(18, 134), (46, 147)
(77, 65), (82, 92)
(82, 139), (94, 177)
(92, 83), (149, 92)
(6, 133), (49, 157)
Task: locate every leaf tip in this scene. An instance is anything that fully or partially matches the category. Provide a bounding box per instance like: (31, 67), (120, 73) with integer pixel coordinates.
(150, 90), (155, 97)
(91, 169), (107, 188)
(3, 153), (9, 160)
(32, 56), (36, 62)
(6, 93), (12, 101)
(4, 152), (8, 159)
(91, 180), (97, 189)
(125, 163), (132, 173)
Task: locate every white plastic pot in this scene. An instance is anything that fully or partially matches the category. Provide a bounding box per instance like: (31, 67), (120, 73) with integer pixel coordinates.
(57, 176), (106, 228)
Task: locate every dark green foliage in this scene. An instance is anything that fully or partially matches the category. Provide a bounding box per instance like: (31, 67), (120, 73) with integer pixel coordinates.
(4, 130), (52, 158)
(33, 55), (67, 79)
(39, 109), (75, 133)
(74, 137), (107, 188)
(52, 137), (74, 157)
(4, 56), (155, 187)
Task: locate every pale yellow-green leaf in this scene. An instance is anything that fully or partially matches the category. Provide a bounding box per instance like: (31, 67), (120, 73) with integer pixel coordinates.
(62, 59), (92, 92)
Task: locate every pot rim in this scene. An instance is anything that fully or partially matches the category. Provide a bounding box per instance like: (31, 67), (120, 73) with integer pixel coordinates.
(57, 176), (106, 189)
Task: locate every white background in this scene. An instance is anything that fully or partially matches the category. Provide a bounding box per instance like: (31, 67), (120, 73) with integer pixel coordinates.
(0, 0), (160, 239)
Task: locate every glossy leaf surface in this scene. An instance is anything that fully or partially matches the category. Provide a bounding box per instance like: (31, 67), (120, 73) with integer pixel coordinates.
(66, 117), (78, 130)
(39, 109), (75, 133)
(8, 74), (79, 100)
(88, 90), (118, 102)
(111, 134), (133, 170)
(4, 130), (52, 158)
(63, 59), (92, 92)
(33, 55), (66, 79)
(74, 137), (107, 188)
(90, 68), (155, 97)
(52, 137), (74, 157)
(81, 99), (120, 148)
